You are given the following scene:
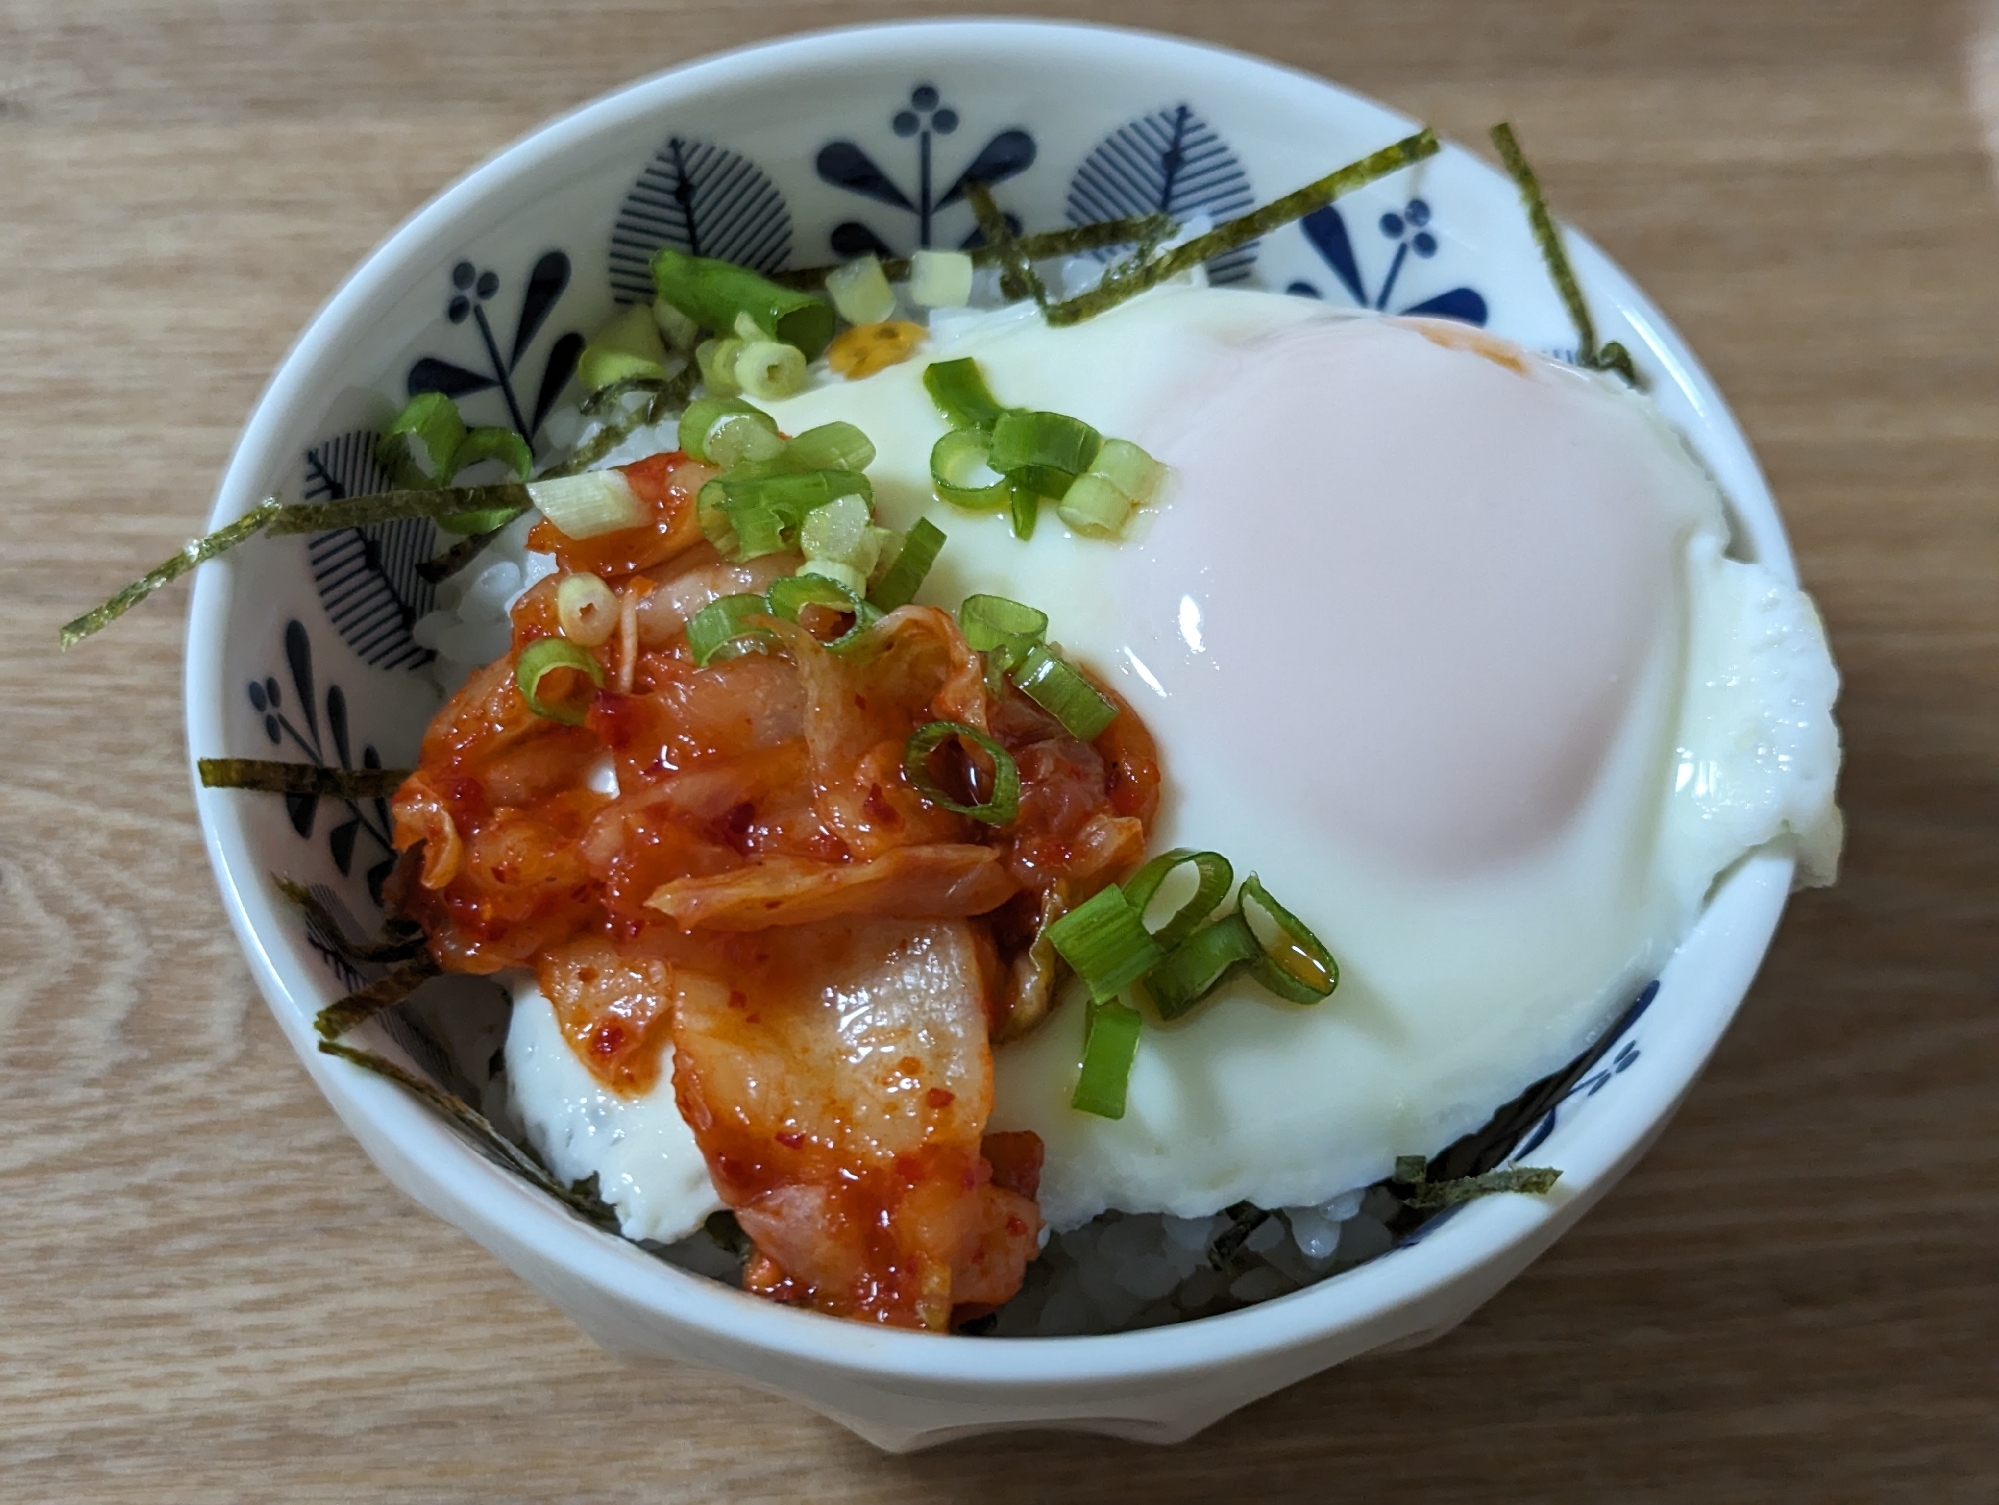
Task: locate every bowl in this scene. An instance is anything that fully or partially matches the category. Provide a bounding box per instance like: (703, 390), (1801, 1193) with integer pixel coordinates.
(183, 17), (1803, 1451)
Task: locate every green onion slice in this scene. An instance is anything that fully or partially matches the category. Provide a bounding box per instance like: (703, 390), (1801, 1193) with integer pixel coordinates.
(782, 421), (876, 474)
(1054, 473), (1132, 540)
(1008, 485), (1041, 541)
(678, 397), (776, 464)
(1071, 995), (1143, 1120)
(1045, 884), (1166, 1003)
(930, 427), (1011, 512)
(720, 469), (873, 559)
(765, 573), (881, 654)
(923, 357), (1006, 430)
(1122, 848), (1235, 953)
(988, 410), (1103, 498)
(866, 516), (945, 611)
(684, 593), (773, 668)
(1238, 875), (1339, 1003)
(957, 593), (1048, 660)
(515, 636), (605, 725)
(1141, 912), (1261, 1022)
(376, 392), (466, 490)
(1012, 643), (1117, 740)
(652, 246), (835, 360)
(902, 721), (1021, 827)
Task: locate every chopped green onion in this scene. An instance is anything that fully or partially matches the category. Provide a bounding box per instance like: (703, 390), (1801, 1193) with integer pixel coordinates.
(1045, 884), (1165, 1003)
(1054, 473), (1132, 538)
(515, 636), (605, 725)
(1123, 848), (1234, 952)
(799, 491), (872, 564)
(1089, 438), (1165, 503)
(1238, 874), (1339, 1003)
(435, 427), (534, 532)
(651, 296), (699, 351)
(825, 254), (897, 326)
(651, 245), (836, 359)
(866, 516), (945, 611)
(903, 720), (1021, 826)
(685, 593), (773, 667)
(718, 469), (873, 559)
(678, 396), (778, 464)
(556, 572), (619, 647)
(1141, 912), (1261, 1021)
(577, 302), (672, 392)
(796, 557), (870, 599)
(930, 427), (1011, 512)
(989, 410), (1103, 498)
(957, 593), (1048, 660)
(908, 248), (975, 307)
(1012, 643), (1118, 740)
(767, 571), (880, 652)
(526, 470), (646, 539)
(1009, 485), (1041, 541)
(696, 336), (745, 396)
(1071, 995), (1143, 1119)
(922, 358), (1006, 431)
(782, 421), (875, 474)
(376, 392), (466, 490)
(735, 339), (808, 400)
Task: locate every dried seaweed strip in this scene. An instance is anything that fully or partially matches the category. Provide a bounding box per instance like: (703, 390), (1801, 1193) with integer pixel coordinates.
(316, 1041), (620, 1230)
(1393, 1154), (1561, 1209)
(198, 759), (411, 800)
(312, 957), (440, 1041)
(1205, 1201), (1272, 1273)
(59, 499), (285, 648)
(965, 179), (1048, 306)
(1488, 123), (1638, 386)
(1405, 1166), (1561, 1208)
(1046, 130), (1441, 327)
(272, 876), (424, 963)
(260, 484), (534, 537)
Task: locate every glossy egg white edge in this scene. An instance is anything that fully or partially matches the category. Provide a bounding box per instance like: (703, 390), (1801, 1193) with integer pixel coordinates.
(181, 20), (1826, 1417)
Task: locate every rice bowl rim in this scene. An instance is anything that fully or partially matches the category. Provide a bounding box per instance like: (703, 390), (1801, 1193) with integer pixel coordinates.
(184, 17), (1799, 1386)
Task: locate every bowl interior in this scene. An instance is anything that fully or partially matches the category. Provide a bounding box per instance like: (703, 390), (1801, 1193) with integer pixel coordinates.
(184, 18), (1794, 1384)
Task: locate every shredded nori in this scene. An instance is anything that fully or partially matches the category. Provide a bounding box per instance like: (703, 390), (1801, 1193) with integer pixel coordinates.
(965, 179), (1048, 307)
(198, 758), (411, 800)
(1044, 130), (1441, 326)
(273, 875), (425, 963)
(1205, 1201), (1273, 1273)
(1488, 123), (1639, 386)
(1407, 1166), (1562, 1208)
(317, 1040), (620, 1230)
(312, 957), (441, 1041)
(58, 500), (284, 648)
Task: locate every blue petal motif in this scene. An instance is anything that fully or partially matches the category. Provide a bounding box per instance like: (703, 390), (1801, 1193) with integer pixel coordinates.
(816, 139), (915, 212)
(1066, 105), (1257, 285)
(1291, 201), (1488, 326)
(611, 137), (792, 302)
(302, 430), (437, 673)
(938, 129), (1036, 209)
(509, 250), (570, 371)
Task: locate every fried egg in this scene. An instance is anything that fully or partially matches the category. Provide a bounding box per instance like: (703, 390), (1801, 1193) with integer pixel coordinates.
(506, 286), (1841, 1240)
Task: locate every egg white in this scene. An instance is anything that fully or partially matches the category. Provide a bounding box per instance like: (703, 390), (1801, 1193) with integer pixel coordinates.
(506, 287), (1841, 1239)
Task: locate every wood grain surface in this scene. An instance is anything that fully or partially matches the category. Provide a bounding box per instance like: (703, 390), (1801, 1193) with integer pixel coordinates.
(5, 2), (1997, 1499)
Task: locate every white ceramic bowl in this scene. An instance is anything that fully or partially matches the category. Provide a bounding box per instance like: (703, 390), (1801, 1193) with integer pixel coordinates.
(184, 18), (1801, 1451)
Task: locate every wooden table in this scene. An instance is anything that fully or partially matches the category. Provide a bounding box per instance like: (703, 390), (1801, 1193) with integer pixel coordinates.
(5, 2), (1996, 1498)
